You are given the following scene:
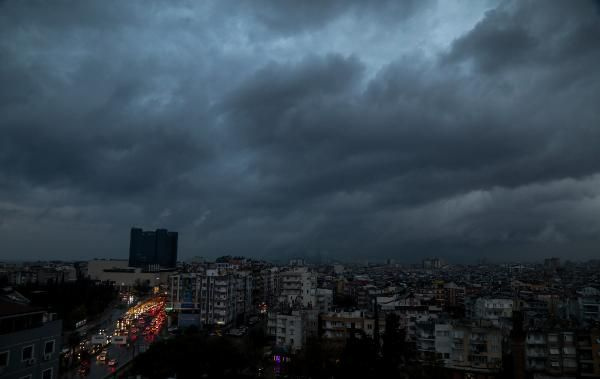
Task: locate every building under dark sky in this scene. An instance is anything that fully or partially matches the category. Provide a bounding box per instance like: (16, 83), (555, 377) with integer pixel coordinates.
(129, 228), (178, 269)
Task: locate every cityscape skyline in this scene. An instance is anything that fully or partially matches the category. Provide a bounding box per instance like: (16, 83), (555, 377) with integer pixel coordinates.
(2, 1), (600, 378)
(2, 253), (600, 378)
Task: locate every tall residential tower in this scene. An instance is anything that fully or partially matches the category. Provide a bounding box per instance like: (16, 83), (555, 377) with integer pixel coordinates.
(128, 227), (178, 270)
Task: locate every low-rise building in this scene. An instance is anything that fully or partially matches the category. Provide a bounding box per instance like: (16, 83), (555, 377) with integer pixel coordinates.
(87, 259), (173, 287)
(0, 294), (62, 379)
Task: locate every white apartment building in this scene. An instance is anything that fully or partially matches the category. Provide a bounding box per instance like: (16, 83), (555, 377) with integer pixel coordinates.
(434, 322), (453, 364)
(278, 267), (317, 308)
(168, 269), (252, 326)
(415, 319), (503, 374)
(88, 259), (173, 286)
(267, 311), (304, 352)
(473, 298), (514, 322)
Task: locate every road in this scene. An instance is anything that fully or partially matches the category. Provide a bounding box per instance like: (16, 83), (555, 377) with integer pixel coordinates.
(60, 297), (166, 379)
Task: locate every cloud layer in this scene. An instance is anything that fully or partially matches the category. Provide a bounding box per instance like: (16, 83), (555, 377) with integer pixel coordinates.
(1, 0), (599, 262)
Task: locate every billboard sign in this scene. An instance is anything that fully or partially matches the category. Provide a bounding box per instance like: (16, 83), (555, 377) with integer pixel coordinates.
(113, 335), (127, 345)
(91, 335), (108, 345)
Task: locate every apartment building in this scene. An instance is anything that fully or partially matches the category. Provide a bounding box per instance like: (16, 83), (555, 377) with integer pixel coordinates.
(472, 298), (514, 323)
(435, 322), (453, 365)
(415, 319), (437, 361)
(525, 328), (578, 377)
(0, 299), (62, 379)
(577, 327), (600, 377)
(577, 287), (600, 323)
(278, 267), (317, 308)
(260, 267), (280, 308)
(168, 269), (252, 326)
(414, 318), (502, 376)
(449, 321), (503, 376)
(320, 310), (376, 341)
(444, 282), (466, 308)
(316, 288), (333, 312)
(267, 311), (304, 352)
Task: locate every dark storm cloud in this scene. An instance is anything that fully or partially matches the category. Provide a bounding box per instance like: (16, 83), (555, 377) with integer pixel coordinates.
(232, 0), (432, 33)
(445, 1), (600, 74)
(1, 0), (599, 262)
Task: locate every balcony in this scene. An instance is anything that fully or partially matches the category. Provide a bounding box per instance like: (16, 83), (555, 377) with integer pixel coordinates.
(526, 360), (546, 371)
(526, 336), (546, 344)
(416, 344), (436, 352)
(526, 349), (547, 358)
(453, 343), (465, 351)
(470, 334), (488, 342)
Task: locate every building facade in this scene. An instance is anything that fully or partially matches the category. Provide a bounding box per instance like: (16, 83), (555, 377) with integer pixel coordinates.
(168, 269), (252, 326)
(129, 227), (178, 269)
(278, 267), (317, 309)
(320, 310), (376, 341)
(267, 311), (304, 352)
(0, 302), (62, 379)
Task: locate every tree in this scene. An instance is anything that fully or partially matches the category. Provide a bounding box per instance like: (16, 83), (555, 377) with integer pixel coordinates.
(288, 338), (340, 378)
(133, 278), (151, 296)
(338, 329), (378, 378)
(381, 313), (406, 376)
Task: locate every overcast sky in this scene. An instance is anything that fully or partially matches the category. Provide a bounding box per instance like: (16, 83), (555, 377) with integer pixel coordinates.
(1, 0), (600, 263)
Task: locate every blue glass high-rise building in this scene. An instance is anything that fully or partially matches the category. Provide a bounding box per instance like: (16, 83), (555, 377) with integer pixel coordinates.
(128, 227), (178, 269)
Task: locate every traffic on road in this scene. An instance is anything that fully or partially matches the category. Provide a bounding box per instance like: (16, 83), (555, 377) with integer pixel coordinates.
(61, 296), (166, 379)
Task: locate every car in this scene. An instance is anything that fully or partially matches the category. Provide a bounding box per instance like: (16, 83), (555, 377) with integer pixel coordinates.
(108, 359), (117, 367)
(97, 353), (107, 362)
(78, 367), (90, 377)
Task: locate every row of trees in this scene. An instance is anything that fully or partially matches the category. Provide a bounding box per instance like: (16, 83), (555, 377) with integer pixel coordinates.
(129, 314), (449, 379)
(18, 278), (118, 329)
(130, 326), (269, 378)
(129, 313), (515, 378)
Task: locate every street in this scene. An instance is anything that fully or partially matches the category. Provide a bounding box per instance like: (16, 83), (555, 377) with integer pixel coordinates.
(60, 296), (166, 379)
